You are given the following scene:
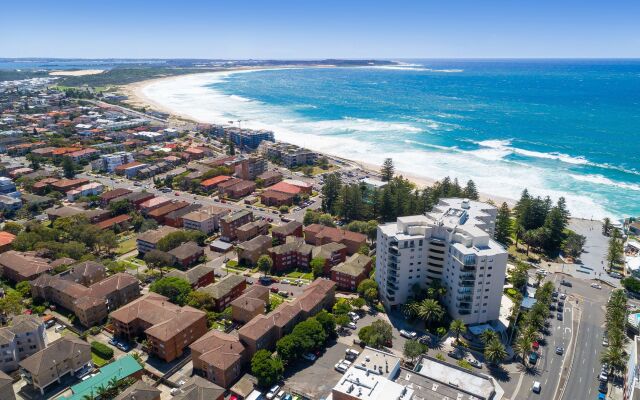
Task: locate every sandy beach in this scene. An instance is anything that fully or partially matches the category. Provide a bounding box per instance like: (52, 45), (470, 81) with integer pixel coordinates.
(120, 69), (517, 207)
(49, 69), (105, 76)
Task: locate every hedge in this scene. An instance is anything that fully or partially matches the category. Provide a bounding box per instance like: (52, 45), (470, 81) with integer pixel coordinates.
(91, 341), (114, 360)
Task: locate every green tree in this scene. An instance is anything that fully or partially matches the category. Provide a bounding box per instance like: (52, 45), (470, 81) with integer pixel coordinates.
(358, 320), (393, 348)
(333, 298), (352, 315)
(601, 346), (628, 376)
(15, 281), (31, 297)
(0, 291), (23, 317)
(144, 249), (174, 274)
(479, 330), (499, 346)
(336, 314), (351, 330)
(562, 231), (586, 258)
(108, 199), (133, 216)
(62, 157), (76, 178)
(357, 279), (378, 297)
(315, 310), (336, 337)
(602, 217), (613, 236)
(310, 257), (326, 278)
(622, 277), (640, 294)
(257, 255), (273, 276)
(321, 173), (342, 214)
(513, 331), (532, 365)
(403, 339), (426, 364)
(351, 297), (366, 312)
(2, 221), (23, 235)
(607, 229), (624, 270)
(251, 350), (284, 388)
(149, 277), (192, 306)
(494, 202), (512, 245)
(276, 334), (302, 365)
(484, 338), (507, 365)
(381, 158), (395, 182)
(363, 287), (378, 303)
(449, 319), (466, 343)
(462, 180), (479, 200)
(292, 318), (327, 352)
(410, 299), (444, 328)
(186, 291), (215, 310)
(357, 244), (370, 256)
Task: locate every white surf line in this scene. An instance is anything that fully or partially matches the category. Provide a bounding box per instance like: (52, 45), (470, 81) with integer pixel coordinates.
(557, 304), (581, 400)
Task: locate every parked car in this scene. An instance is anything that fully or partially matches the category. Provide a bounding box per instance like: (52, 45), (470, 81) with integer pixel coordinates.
(602, 338), (609, 347)
(591, 282), (602, 289)
(281, 279), (291, 285)
(345, 348), (360, 361)
(418, 335), (431, 345)
(348, 312), (360, 321)
(609, 272), (623, 279)
(599, 371), (608, 382)
(400, 329), (417, 339)
(302, 353), (317, 361)
(559, 293), (567, 300)
(555, 346), (564, 355)
(448, 349), (463, 360)
(598, 380), (608, 393)
(266, 385), (281, 400)
(108, 338), (118, 346)
(532, 381), (542, 393)
(556, 312), (563, 321)
(528, 352), (539, 365)
(270, 287), (279, 293)
(347, 322), (357, 330)
(560, 279), (572, 287)
(54, 324), (65, 333)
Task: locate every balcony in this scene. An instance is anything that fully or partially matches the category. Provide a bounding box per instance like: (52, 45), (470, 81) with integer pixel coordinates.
(389, 246), (399, 255)
(456, 301), (472, 309)
(459, 281), (475, 288)
(456, 295), (473, 301)
(388, 282), (399, 291)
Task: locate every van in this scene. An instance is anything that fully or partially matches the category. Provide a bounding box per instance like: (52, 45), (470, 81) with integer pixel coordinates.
(345, 349), (360, 361)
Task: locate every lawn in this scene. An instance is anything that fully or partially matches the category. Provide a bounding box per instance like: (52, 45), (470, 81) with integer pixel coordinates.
(116, 237), (137, 255)
(91, 352), (111, 367)
(285, 271), (314, 280)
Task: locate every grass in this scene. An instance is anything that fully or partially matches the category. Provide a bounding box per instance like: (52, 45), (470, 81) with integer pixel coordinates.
(268, 294), (285, 312)
(285, 271), (314, 280)
(116, 237), (137, 255)
(91, 352), (111, 367)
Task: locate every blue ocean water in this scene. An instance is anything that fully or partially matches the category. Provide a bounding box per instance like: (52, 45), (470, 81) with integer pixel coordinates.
(204, 60), (640, 219)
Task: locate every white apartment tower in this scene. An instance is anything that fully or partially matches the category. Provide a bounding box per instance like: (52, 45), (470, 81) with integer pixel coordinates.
(375, 198), (507, 325)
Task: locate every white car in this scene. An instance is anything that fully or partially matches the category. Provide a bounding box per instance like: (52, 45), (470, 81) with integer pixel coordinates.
(400, 329), (417, 339)
(281, 279), (291, 285)
(591, 283), (602, 289)
(302, 353), (317, 361)
(347, 322), (357, 330)
(266, 385), (281, 400)
(348, 312), (360, 321)
(170, 388), (180, 395)
(559, 293), (567, 300)
(532, 381), (541, 393)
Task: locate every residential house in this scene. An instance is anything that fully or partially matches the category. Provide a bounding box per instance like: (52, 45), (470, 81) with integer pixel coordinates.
(312, 242), (347, 275)
(256, 170), (283, 187)
(0, 315), (47, 372)
(166, 264), (215, 289)
(66, 182), (104, 201)
(147, 201), (189, 224)
(331, 253), (373, 291)
(231, 285), (270, 324)
(220, 210), (253, 242)
(164, 204), (202, 228)
(182, 205), (229, 234)
(138, 196), (172, 215)
(236, 219), (270, 242)
(0, 370), (14, 400)
(110, 293), (207, 362)
(304, 224), (367, 255)
(65, 354), (144, 400)
(271, 221), (303, 245)
(190, 332), (246, 390)
(198, 274), (247, 312)
(114, 381), (161, 400)
(0, 251), (54, 283)
(51, 178), (90, 193)
(200, 175), (232, 191)
(94, 214), (132, 231)
(0, 231), (16, 252)
(234, 156), (267, 180)
(167, 241), (204, 268)
(268, 237), (314, 272)
(19, 336), (92, 395)
(136, 226), (179, 255)
(172, 375), (225, 400)
(99, 188), (132, 207)
(237, 235), (272, 266)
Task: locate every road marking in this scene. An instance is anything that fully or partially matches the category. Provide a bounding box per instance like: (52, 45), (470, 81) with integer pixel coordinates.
(557, 306), (580, 400)
(511, 368), (525, 399)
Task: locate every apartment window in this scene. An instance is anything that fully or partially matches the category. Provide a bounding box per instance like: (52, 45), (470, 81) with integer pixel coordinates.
(483, 303), (487, 306)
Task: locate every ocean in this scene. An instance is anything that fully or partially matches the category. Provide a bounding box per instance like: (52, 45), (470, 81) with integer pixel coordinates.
(141, 60), (640, 220)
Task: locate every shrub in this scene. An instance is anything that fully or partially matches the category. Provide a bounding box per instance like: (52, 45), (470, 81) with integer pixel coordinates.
(91, 341), (113, 360)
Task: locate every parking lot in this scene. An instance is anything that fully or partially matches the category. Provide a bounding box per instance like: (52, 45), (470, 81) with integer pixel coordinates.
(282, 341), (351, 399)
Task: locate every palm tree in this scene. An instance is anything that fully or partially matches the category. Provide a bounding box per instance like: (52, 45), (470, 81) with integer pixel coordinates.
(449, 319), (466, 344)
(484, 338), (507, 365)
(601, 346), (628, 376)
(411, 299), (444, 328)
(602, 217), (612, 236)
(96, 384), (109, 399)
(513, 333), (532, 365)
(82, 391), (95, 400)
(131, 351), (145, 367)
(480, 330), (499, 346)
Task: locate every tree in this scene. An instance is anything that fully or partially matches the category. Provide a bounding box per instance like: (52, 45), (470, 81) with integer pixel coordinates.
(562, 231), (586, 259)
(449, 319), (466, 343)
(336, 314), (351, 330)
(410, 299), (444, 328)
(2, 221), (22, 235)
(622, 277), (640, 294)
(462, 180), (479, 200)
(607, 229), (624, 270)
(357, 279), (378, 297)
(602, 217), (613, 236)
(149, 277), (192, 306)
(513, 331), (532, 365)
(357, 244), (370, 256)
(479, 330), (499, 346)
(251, 350), (284, 388)
(358, 320), (393, 348)
(15, 281), (31, 297)
(484, 338), (507, 365)
(351, 297), (366, 312)
(601, 346), (628, 376)
(0, 291), (23, 317)
(310, 257), (326, 278)
(186, 291), (215, 310)
(276, 334), (302, 365)
(109, 199), (133, 216)
(144, 249), (174, 274)
(257, 255), (273, 276)
(321, 173), (342, 215)
(62, 157), (76, 178)
(494, 202), (512, 245)
(363, 287), (378, 303)
(315, 310), (336, 338)
(333, 298), (352, 315)
(403, 340), (426, 364)
(292, 318), (327, 352)
(381, 158), (395, 182)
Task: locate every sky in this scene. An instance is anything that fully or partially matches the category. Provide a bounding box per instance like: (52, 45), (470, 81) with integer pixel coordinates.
(2, 0), (640, 59)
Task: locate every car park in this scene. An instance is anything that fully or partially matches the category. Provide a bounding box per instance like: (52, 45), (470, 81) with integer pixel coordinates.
(400, 329), (417, 339)
(532, 381), (541, 393)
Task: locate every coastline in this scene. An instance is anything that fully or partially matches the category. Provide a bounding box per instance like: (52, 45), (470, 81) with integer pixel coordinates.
(120, 68), (517, 207)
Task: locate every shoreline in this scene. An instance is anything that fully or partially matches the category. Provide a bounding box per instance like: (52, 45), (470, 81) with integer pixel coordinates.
(120, 68), (518, 207)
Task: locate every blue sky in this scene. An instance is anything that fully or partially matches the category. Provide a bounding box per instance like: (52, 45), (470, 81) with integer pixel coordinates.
(2, 0), (639, 58)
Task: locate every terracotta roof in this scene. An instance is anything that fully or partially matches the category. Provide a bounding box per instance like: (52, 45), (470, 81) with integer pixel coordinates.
(0, 231), (16, 247)
(238, 235), (272, 252)
(266, 181), (301, 195)
(200, 175), (232, 188)
(305, 224), (367, 243)
(190, 330), (245, 370)
(100, 188), (132, 202)
(166, 264), (214, 285)
(95, 214), (132, 230)
(147, 201), (189, 218)
(260, 189), (295, 202)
